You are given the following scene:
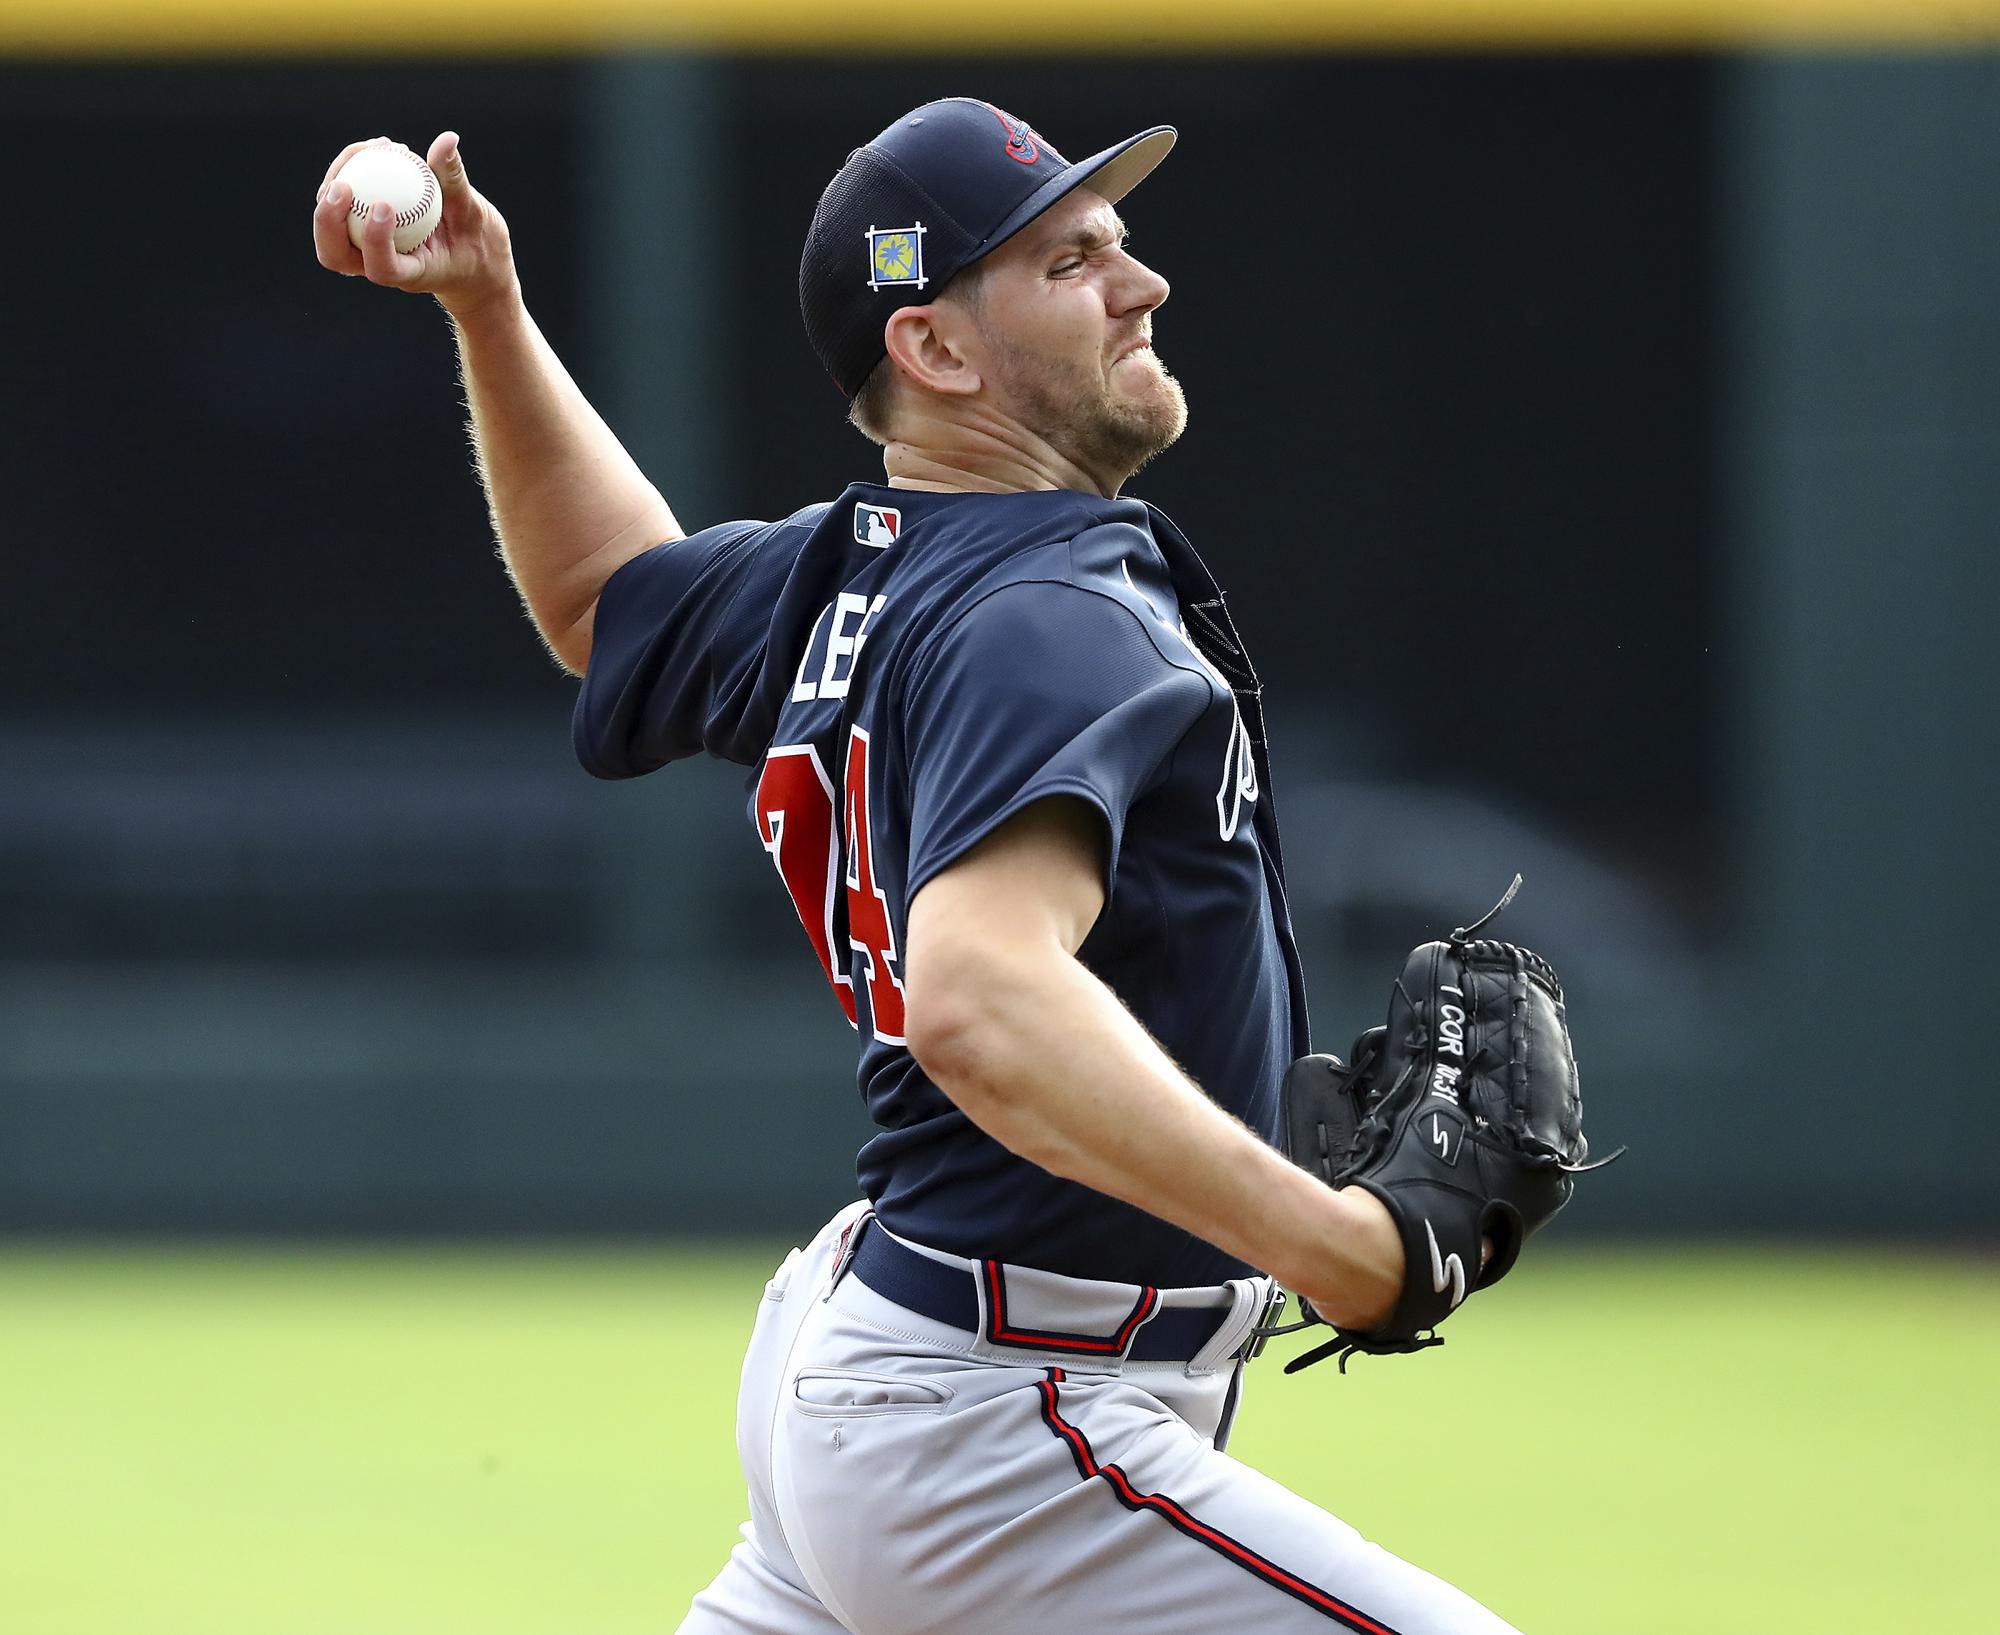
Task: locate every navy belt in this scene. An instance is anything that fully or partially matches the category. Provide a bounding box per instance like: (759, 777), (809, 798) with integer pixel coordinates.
(847, 1218), (1236, 1363)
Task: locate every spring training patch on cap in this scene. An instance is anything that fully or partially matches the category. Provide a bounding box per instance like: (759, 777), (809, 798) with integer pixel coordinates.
(865, 223), (927, 291)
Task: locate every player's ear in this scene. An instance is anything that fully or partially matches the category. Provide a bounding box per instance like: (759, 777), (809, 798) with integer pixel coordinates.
(883, 305), (982, 400)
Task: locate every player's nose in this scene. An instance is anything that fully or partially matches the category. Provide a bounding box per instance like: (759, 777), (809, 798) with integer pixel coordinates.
(1109, 249), (1170, 319)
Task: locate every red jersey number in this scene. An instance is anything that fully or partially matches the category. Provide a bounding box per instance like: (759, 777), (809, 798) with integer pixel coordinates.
(753, 731), (906, 1044)
(754, 745), (856, 1026)
(841, 728), (907, 1043)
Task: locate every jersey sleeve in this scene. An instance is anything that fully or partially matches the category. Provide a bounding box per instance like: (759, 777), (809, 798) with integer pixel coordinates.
(573, 521), (773, 777)
(901, 578), (1213, 901)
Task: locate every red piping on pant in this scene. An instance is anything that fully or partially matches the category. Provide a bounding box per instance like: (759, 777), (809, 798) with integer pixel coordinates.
(1035, 1369), (1404, 1635)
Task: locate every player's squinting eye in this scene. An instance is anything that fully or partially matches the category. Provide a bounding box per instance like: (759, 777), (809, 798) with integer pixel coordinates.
(1050, 230), (1129, 278)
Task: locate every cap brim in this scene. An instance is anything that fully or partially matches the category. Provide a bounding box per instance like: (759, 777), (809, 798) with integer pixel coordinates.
(975, 126), (1177, 263)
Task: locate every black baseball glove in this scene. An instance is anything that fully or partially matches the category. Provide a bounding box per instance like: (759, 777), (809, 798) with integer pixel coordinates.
(1260, 878), (1619, 1372)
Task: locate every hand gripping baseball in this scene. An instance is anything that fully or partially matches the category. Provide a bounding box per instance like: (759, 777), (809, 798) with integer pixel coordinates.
(1260, 877), (1622, 1372)
(312, 132), (517, 319)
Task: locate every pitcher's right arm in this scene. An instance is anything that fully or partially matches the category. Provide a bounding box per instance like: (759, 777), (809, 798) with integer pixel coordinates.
(312, 132), (678, 674)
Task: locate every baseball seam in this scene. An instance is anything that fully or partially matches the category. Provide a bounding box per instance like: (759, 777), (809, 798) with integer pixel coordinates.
(345, 157), (438, 229)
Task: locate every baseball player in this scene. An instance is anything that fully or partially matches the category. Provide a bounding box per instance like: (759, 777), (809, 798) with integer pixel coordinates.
(312, 102), (1524, 1634)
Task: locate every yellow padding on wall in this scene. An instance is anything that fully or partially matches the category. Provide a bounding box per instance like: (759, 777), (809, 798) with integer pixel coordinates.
(6, 0), (2000, 56)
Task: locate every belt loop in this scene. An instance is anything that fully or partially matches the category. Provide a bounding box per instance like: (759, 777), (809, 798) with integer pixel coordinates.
(1187, 1276), (1271, 1376)
(823, 1209), (873, 1302)
(1238, 1283), (1289, 1363)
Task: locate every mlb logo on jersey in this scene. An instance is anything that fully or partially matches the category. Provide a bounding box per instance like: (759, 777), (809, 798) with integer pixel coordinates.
(865, 223), (928, 291)
(854, 503), (902, 549)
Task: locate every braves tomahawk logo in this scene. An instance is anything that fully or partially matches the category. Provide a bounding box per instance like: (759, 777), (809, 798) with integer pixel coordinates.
(984, 103), (1044, 166)
(1120, 559), (1259, 844)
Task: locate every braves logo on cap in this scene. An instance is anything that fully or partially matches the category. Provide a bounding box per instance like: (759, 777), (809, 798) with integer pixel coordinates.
(988, 103), (1048, 165)
(854, 502), (901, 548)
(864, 223), (928, 291)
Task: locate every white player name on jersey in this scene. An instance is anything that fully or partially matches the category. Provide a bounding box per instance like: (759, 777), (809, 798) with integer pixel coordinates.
(792, 592), (890, 704)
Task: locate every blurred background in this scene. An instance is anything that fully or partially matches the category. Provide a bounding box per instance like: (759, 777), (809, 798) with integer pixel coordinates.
(1, 4), (1996, 1634)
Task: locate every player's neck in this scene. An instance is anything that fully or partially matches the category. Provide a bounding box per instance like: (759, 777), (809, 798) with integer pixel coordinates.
(879, 407), (1124, 499)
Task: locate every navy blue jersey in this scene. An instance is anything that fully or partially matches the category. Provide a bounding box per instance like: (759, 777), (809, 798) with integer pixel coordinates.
(575, 484), (1309, 1285)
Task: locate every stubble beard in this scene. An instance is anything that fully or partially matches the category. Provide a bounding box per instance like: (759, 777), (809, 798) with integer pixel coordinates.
(991, 339), (1189, 487)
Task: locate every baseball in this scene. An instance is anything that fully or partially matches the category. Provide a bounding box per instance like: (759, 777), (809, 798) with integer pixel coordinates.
(335, 143), (441, 255)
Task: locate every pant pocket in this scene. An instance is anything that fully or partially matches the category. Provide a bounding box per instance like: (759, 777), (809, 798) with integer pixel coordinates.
(791, 1368), (953, 1416)
(763, 1245), (804, 1301)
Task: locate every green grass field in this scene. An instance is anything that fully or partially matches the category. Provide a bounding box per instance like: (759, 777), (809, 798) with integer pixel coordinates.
(2, 1244), (1993, 1634)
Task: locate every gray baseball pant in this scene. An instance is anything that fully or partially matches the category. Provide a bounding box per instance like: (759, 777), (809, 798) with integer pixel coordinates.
(678, 1202), (1523, 1635)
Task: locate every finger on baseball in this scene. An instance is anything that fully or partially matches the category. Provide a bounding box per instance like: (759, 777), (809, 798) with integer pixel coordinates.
(314, 181), (365, 274)
(357, 200), (420, 286)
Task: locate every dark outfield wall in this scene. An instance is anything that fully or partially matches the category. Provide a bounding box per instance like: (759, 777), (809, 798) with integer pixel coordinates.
(0, 55), (1990, 1236)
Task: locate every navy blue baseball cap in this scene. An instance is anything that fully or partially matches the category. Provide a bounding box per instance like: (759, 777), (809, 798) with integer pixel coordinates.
(800, 99), (1176, 398)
